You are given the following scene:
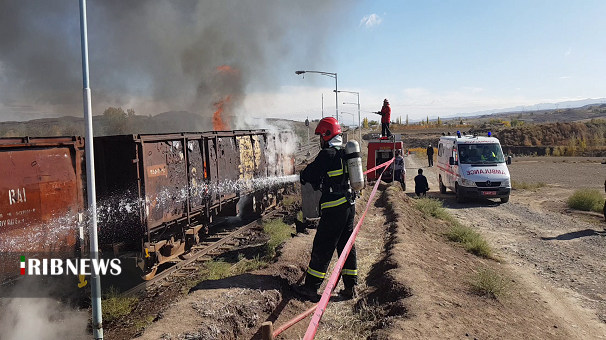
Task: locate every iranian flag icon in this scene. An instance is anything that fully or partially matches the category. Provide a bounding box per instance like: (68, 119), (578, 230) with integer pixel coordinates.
(20, 256), (25, 275)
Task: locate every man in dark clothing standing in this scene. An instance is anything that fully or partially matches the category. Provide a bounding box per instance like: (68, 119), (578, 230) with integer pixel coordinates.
(376, 99), (392, 138)
(293, 117), (358, 302)
(414, 169), (429, 197)
(427, 144), (434, 167)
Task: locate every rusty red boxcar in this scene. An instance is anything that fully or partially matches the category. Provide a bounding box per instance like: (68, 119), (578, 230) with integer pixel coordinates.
(0, 137), (86, 281)
(94, 130), (290, 278)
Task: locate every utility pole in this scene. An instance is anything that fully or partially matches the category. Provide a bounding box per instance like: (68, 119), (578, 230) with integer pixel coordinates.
(79, 0), (103, 339)
(305, 117), (310, 148)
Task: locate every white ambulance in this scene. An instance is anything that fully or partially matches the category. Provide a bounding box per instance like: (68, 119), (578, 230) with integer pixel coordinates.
(436, 132), (511, 203)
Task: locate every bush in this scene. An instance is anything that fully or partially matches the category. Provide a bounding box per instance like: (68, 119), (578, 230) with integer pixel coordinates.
(446, 224), (493, 258)
(413, 198), (493, 258)
(470, 268), (509, 299)
(511, 180), (546, 191)
(414, 198), (450, 220)
(567, 189), (605, 213)
(102, 287), (138, 323)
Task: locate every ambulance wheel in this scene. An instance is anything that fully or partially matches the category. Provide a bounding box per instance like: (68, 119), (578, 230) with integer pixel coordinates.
(439, 176), (446, 194)
(455, 184), (465, 203)
(500, 196), (510, 203)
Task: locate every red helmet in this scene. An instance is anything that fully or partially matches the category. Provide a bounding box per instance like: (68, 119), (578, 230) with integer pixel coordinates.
(315, 117), (342, 142)
(384, 98), (389, 105)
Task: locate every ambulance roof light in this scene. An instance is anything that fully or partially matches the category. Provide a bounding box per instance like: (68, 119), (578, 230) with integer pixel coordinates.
(456, 131), (461, 138)
(488, 131), (492, 137)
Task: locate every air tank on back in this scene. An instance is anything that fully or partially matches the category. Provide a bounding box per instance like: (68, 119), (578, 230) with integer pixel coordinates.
(345, 140), (365, 191)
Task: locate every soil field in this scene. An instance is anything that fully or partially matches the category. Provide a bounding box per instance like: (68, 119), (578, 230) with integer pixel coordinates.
(509, 156), (606, 190)
(406, 153), (606, 338)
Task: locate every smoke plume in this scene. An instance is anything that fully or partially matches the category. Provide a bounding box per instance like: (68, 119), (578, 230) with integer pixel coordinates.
(0, 0), (352, 128)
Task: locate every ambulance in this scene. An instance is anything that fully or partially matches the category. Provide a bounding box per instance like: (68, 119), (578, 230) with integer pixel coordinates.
(436, 132), (511, 203)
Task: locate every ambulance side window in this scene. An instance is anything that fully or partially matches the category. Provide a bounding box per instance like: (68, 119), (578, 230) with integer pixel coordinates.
(438, 143), (443, 157)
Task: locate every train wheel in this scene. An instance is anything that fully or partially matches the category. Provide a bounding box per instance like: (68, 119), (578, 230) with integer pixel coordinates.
(142, 266), (158, 280)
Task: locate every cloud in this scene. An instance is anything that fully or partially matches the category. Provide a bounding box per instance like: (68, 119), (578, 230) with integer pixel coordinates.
(462, 87), (485, 93)
(565, 46), (572, 56)
(360, 14), (383, 28)
(560, 76), (572, 79)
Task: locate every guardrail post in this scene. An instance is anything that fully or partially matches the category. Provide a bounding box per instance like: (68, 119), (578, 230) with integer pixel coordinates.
(261, 321), (274, 340)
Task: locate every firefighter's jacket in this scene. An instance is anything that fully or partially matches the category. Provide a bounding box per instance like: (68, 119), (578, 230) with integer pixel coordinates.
(300, 146), (353, 211)
(379, 105), (391, 124)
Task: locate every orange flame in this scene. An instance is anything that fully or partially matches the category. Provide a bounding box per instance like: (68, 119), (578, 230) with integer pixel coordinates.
(216, 65), (239, 75)
(211, 65), (240, 131)
(213, 95), (231, 131)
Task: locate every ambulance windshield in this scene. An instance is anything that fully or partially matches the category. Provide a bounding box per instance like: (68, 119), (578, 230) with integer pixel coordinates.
(458, 143), (505, 164)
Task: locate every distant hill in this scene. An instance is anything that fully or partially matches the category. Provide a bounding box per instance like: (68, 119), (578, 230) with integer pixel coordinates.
(0, 111), (304, 138)
(443, 98), (606, 121)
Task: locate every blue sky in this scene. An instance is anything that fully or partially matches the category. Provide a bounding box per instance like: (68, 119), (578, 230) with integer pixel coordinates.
(255, 0), (606, 123)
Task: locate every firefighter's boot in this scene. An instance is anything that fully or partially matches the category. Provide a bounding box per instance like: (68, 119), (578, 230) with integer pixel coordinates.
(292, 284), (320, 303)
(338, 286), (357, 300)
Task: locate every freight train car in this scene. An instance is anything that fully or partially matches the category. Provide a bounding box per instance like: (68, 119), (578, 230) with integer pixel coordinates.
(0, 137), (86, 282)
(0, 129), (295, 283)
(94, 130), (295, 279)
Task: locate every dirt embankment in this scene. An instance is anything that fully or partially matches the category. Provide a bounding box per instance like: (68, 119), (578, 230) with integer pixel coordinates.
(133, 186), (407, 340)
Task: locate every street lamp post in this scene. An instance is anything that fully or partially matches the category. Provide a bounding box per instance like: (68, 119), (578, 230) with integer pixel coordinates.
(79, 1), (103, 339)
(295, 70), (338, 121)
(341, 111), (355, 126)
(337, 90), (361, 143)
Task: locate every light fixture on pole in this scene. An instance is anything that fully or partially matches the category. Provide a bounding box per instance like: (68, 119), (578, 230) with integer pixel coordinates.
(337, 90), (361, 142)
(295, 70), (338, 121)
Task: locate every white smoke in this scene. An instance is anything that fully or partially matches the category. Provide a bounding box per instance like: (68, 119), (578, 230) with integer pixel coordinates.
(0, 297), (88, 340)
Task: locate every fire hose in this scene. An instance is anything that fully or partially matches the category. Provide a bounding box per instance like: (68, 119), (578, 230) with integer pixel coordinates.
(266, 157), (395, 339)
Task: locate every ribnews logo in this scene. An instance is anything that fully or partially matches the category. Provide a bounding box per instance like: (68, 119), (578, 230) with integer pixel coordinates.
(20, 255), (122, 276)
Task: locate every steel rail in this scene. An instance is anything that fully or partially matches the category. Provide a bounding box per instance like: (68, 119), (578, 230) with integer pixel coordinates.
(122, 210), (280, 297)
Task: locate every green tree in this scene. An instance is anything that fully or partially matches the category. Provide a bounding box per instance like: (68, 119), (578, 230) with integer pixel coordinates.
(426, 116), (429, 125)
(406, 114), (409, 125)
(103, 107), (135, 135)
(363, 117), (369, 129)
(437, 117), (442, 125)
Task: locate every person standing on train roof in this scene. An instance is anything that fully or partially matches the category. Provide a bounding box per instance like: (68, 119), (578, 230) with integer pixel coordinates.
(375, 99), (392, 138)
(293, 117), (358, 302)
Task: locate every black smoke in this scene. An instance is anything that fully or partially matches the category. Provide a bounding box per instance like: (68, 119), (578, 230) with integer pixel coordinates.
(0, 0), (353, 126)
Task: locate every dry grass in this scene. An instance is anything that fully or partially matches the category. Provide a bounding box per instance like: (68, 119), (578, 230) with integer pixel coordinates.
(469, 268), (509, 299)
(568, 188), (605, 213)
(512, 180), (547, 191)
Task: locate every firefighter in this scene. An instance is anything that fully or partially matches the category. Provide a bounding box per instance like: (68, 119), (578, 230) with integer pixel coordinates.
(375, 99), (392, 138)
(293, 117), (358, 302)
(427, 144), (434, 167)
(393, 150), (405, 189)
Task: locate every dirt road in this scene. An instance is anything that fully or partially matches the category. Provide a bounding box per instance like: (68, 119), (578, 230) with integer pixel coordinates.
(405, 154), (606, 338)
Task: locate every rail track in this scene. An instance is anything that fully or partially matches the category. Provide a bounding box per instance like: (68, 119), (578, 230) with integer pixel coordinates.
(122, 209), (286, 297)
